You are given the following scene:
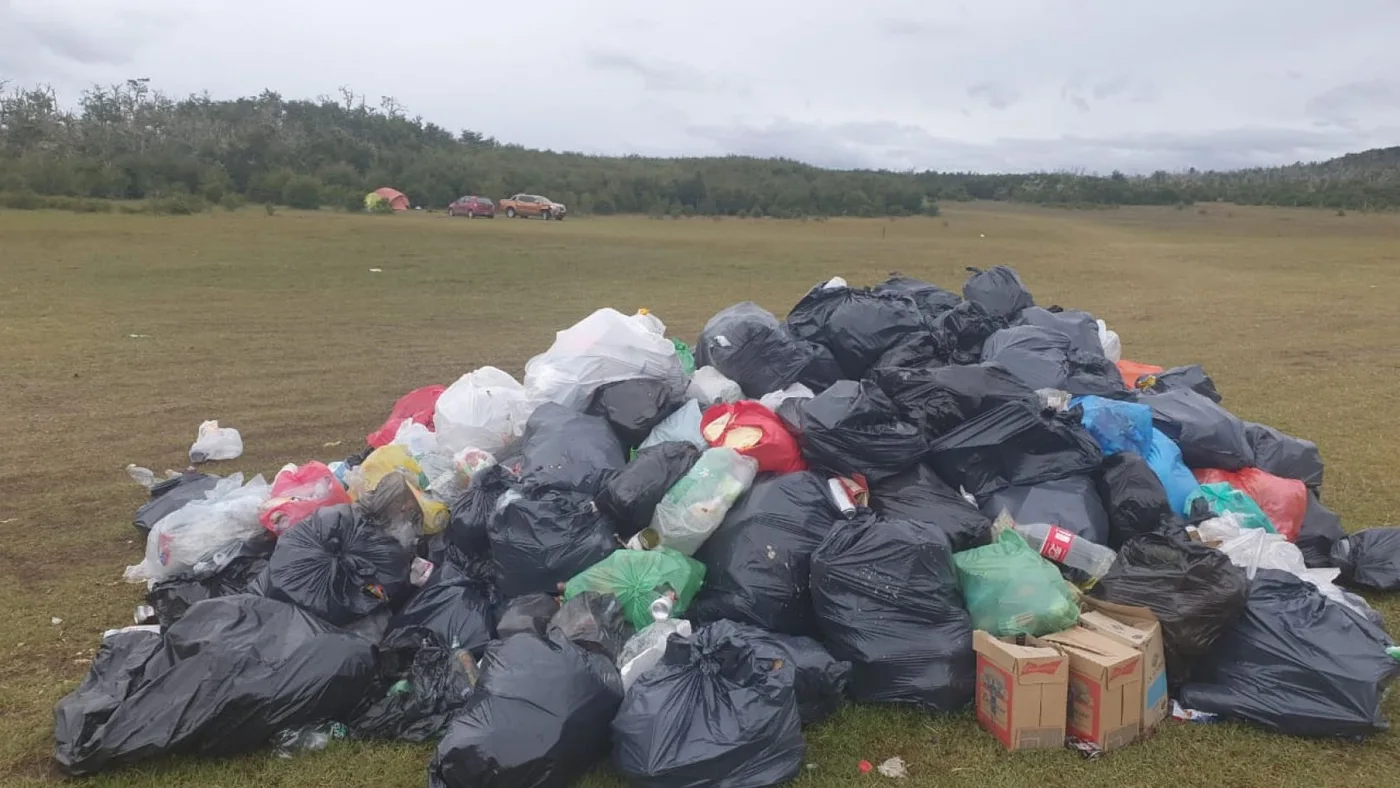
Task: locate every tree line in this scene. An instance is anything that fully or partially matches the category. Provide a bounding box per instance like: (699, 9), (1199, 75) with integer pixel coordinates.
(2, 80), (1397, 216)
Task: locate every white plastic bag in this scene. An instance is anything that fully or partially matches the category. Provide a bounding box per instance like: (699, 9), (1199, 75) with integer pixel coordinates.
(757, 383), (815, 412)
(189, 420), (243, 463)
(631, 309), (667, 336)
(638, 400), (707, 451)
(647, 448), (758, 555)
(617, 618), (693, 690)
(1213, 517), (1382, 622)
(124, 472), (270, 583)
(390, 420), (439, 457)
(1097, 319), (1122, 363)
(523, 308), (686, 409)
(686, 366), (743, 407)
(434, 367), (534, 455)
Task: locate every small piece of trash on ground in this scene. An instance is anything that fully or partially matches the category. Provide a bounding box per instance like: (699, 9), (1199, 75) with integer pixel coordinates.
(369, 268), (383, 273)
(128, 334), (151, 339)
(0, 518), (16, 524)
(323, 440), (344, 448)
(52, 617), (63, 626)
(877, 757), (908, 778)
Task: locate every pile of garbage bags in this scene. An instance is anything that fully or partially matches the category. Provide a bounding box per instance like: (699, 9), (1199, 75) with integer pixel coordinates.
(64, 267), (1400, 782)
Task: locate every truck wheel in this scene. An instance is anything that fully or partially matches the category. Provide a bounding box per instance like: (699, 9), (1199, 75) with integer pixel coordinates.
(506, 207), (516, 218)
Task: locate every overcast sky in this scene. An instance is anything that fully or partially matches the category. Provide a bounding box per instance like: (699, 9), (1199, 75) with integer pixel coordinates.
(3, 0), (1399, 173)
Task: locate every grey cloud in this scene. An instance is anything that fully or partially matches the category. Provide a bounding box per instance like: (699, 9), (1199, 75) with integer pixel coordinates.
(1092, 73), (1134, 101)
(585, 50), (741, 94)
(1306, 80), (1400, 127)
(966, 81), (1021, 110)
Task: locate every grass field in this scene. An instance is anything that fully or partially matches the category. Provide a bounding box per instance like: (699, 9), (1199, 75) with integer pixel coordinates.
(2, 202), (1400, 788)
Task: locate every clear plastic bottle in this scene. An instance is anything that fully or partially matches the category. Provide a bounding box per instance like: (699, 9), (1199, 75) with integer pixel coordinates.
(1014, 522), (1117, 580)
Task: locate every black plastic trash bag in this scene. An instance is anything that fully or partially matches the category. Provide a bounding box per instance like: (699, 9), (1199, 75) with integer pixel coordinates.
(1297, 492), (1345, 568)
(54, 596), (377, 776)
(430, 633), (623, 788)
(1093, 531), (1250, 686)
(266, 505), (413, 626)
(766, 633), (850, 726)
(133, 471), (221, 535)
(385, 560), (494, 656)
(695, 302), (842, 397)
(517, 403), (626, 495)
(1332, 528), (1400, 591)
(1142, 365), (1222, 403)
(980, 474), (1111, 546)
(1144, 389), (1255, 470)
(930, 300), (1007, 365)
(587, 379), (682, 449)
(1244, 421), (1324, 493)
(928, 399), (1103, 499)
(146, 552), (270, 629)
(348, 626), (476, 742)
(612, 620), (805, 788)
(874, 275), (962, 322)
(873, 363), (1038, 439)
(811, 512), (974, 711)
(596, 442), (703, 539)
(490, 487), (617, 598)
(446, 464), (516, 559)
(547, 591), (634, 662)
(870, 330), (946, 372)
(689, 472), (841, 635)
(962, 265), (1033, 320)
(1095, 453), (1176, 549)
(786, 380), (927, 484)
(496, 593), (561, 639)
(1178, 570), (1400, 739)
(981, 326), (1128, 398)
(786, 282), (927, 379)
(1015, 306), (1104, 357)
(868, 464), (992, 552)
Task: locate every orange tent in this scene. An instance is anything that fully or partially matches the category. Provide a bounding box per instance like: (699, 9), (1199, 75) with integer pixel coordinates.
(371, 187), (410, 212)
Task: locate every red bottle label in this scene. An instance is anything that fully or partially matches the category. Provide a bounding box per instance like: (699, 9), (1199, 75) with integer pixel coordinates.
(1038, 526), (1075, 564)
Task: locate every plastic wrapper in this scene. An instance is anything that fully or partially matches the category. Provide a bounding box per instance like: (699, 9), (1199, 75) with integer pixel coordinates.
(587, 378), (682, 448)
(188, 419), (243, 463)
(981, 325), (1128, 398)
(547, 591), (635, 662)
(962, 265), (1033, 320)
(1015, 306), (1105, 356)
(690, 471), (841, 634)
(784, 380), (927, 484)
(1244, 421), (1324, 493)
(53, 596), (376, 776)
(978, 474), (1111, 546)
(368, 384), (445, 448)
(928, 399), (1103, 498)
(1194, 467), (1307, 541)
(686, 366), (744, 407)
(1186, 482), (1276, 534)
(1076, 395), (1153, 456)
(757, 382), (815, 412)
(812, 512), (975, 710)
(786, 281), (927, 379)
(1332, 528), (1400, 591)
(700, 400), (806, 474)
(596, 442), (703, 538)
(639, 399), (707, 451)
(434, 367), (534, 455)
(1096, 319), (1122, 363)
(1140, 365), (1222, 403)
(1178, 570), (1400, 739)
(265, 504), (413, 625)
(430, 633), (623, 788)
(349, 627), (478, 742)
(1144, 388), (1255, 470)
(694, 302), (840, 397)
(867, 464), (992, 552)
(489, 487), (618, 598)
(952, 527), (1080, 637)
(872, 362), (1038, 439)
(258, 461), (352, 536)
(133, 472), (220, 536)
(647, 447), (758, 555)
(1146, 427), (1199, 515)
(873, 275), (962, 322)
(385, 560), (494, 657)
(523, 307), (687, 410)
(618, 619), (693, 691)
(931, 300), (1007, 365)
(563, 547), (705, 631)
(124, 473), (270, 584)
(1095, 452), (1176, 549)
(612, 620), (805, 788)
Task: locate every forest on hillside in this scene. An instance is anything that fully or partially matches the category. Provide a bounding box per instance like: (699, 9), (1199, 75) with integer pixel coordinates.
(2, 80), (1398, 215)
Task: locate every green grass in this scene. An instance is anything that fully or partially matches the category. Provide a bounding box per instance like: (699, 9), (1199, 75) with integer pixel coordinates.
(2, 204), (1399, 787)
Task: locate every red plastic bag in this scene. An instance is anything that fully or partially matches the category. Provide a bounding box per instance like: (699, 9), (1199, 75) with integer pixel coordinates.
(258, 462), (352, 535)
(1116, 360), (1164, 388)
(1194, 467), (1307, 542)
(367, 385), (445, 448)
(700, 401), (806, 474)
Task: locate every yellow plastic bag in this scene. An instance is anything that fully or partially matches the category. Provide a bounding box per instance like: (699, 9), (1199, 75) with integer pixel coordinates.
(350, 445), (449, 539)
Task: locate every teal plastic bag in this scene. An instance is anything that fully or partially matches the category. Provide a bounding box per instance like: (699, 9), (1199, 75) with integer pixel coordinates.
(671, 338), (697, 377)
(953, 529), (1080, 637)
(1186, 482), (1275, 533)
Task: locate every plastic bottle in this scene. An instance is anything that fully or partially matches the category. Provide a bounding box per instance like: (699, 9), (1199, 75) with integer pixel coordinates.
(1013, 522), (1117, 580)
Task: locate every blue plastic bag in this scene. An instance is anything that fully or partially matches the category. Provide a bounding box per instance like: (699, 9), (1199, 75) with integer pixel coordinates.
(1147, 428), (1197, 515)
(1075, 396), (1153, 456)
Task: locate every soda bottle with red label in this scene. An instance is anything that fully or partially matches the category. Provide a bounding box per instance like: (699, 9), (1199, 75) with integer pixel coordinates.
(1014, 521), (1117, 580)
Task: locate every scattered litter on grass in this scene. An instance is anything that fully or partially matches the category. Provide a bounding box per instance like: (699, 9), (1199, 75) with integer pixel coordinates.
(51, 617), (63, 625)
(877, 756), (909, 778)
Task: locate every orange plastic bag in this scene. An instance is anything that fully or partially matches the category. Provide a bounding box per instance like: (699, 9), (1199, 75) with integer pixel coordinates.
(1116, 359), (1164, 388)
(258, 461), (352, 535)
(1194, 467), (1307, 542)
(699, 401), (806, 474)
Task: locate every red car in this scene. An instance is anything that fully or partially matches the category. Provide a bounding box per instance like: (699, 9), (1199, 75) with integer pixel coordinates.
(447, 195), (495, 218)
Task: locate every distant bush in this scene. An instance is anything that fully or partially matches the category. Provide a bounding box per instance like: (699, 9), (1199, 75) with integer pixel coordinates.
(220, 193), (244, 211)
(145, 193), (206, 215)
(0, 190), (42, 210)
(282, 175), (324, 210)
(69, 198), (113, 213)
(337, 188), (365, 212)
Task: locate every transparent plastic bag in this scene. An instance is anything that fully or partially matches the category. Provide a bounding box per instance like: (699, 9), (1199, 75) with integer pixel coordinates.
(523, 308), (686, 409)
(124, 473), (270, 583)
(349, 445), (450, 544)
(686, 366), (743, 407)
(390, 420), (439, 457)
(638, 399), (706, 451)
(618, 619), (693, 691)
(433, 367), (534, 455)
(646, 448), (759, 555)
(188, 420), (242, 463)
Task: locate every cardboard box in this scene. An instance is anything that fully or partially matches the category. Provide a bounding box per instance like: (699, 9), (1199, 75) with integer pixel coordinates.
(1041, 626), (1143, 752)
(972, 630), (1069, 751)
(1079, 598), (1168, 737)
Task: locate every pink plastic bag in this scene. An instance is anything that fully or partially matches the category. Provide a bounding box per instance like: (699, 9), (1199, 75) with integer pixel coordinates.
(368, 385), (445, 448)
(258, 462), (352, 535)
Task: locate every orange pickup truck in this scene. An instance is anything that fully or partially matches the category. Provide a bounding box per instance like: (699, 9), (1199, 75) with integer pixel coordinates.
(498, 193), (567, 220)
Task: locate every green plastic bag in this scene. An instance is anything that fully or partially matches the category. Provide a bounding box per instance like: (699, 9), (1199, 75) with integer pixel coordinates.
(953, 529), (1080, 637)
(563, 547), (706, 630)
(1186, 482), (1275, 533)
(671, 338), (697, 377)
